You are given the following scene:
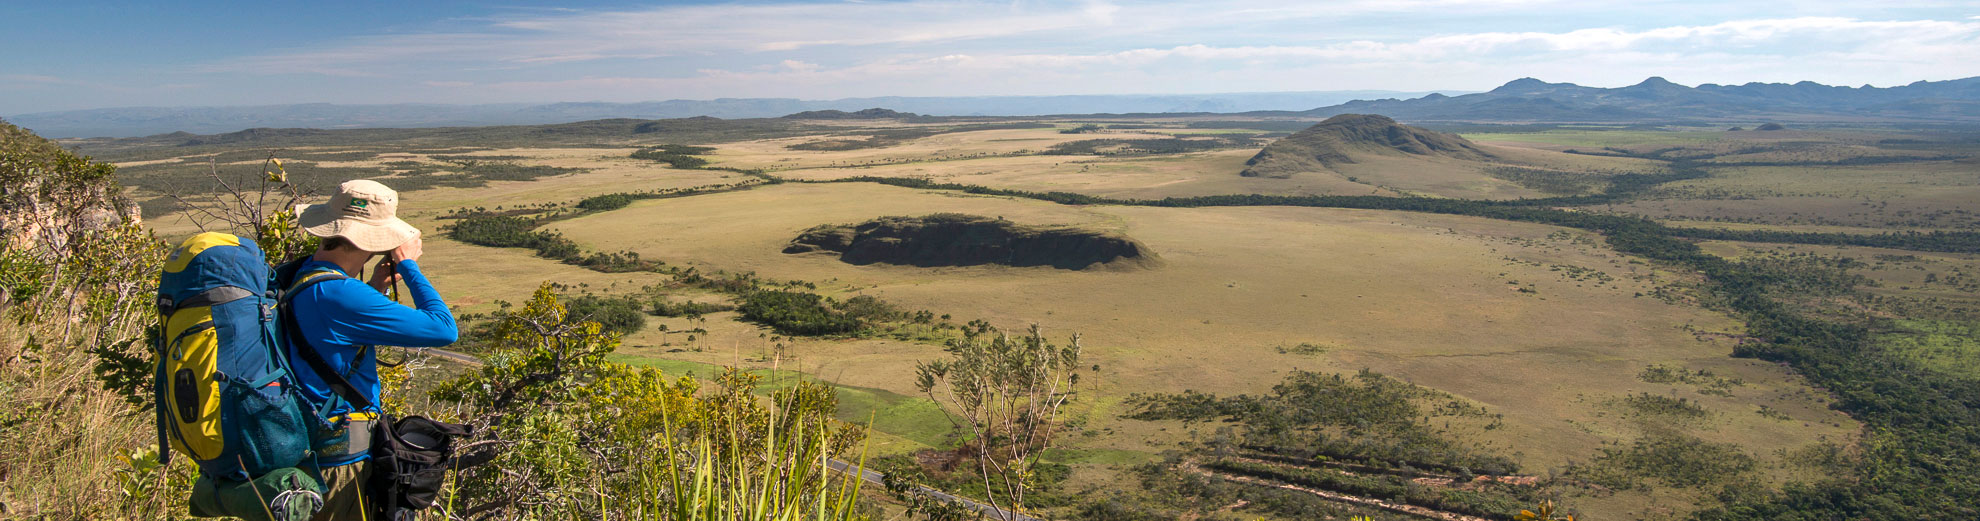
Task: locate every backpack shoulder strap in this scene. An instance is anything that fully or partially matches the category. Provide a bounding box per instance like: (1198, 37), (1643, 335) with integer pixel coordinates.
(280, 269), (377, 411)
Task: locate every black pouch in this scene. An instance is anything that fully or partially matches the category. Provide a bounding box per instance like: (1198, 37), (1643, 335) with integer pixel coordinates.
(369, 414), (472, 520)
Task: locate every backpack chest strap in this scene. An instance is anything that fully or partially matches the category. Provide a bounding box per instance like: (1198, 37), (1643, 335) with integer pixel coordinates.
(280, 269), (378, 412)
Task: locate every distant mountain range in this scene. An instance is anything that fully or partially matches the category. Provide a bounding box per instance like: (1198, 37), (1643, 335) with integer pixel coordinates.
(16, 77), (1980, 138)
(5, 90), (1457, 138)
(1283, 76), (1980, 123)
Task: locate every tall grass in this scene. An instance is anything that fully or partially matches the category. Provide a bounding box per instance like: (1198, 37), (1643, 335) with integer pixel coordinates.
(0, 223), (186, 518)
(640, 392), (871, 521)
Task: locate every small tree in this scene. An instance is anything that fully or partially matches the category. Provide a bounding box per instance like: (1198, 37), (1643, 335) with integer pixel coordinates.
(914, 325), (1082, 520)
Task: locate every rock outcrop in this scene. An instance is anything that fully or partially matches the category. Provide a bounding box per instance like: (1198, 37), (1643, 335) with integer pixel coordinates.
(1, 118), (138, 253)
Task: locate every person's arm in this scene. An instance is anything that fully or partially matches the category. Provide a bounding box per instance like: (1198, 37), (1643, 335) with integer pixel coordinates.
(317, 265), (458, 347)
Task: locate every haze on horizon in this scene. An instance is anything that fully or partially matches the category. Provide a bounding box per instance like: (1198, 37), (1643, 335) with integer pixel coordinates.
(3, 0), (1978, 115)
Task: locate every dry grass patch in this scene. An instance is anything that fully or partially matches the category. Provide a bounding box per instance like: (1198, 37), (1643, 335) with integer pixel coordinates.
(706, 128), (1176, 171)
(546, 182), (1857, 484)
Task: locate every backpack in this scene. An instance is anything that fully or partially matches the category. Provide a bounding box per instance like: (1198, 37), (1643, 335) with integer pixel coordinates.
(155, 232), (312, 479)
(155, 232), (325, 520)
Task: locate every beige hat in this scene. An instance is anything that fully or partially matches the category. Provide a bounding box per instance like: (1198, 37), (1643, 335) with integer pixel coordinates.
(297, 179), (420, 252)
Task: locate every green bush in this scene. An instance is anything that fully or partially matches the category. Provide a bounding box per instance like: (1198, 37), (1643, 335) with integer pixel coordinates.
(1571, 434), (1756, 490)
(1127, 370), (1516, 475)
(631, 145), (712, 168)
(0, 248), (50, 303)
(1621, 392), (1710, 420)
(649, 299), (736, 317)
(833, 295), (900, 323)
(576, 193), (633, 211)
(738, 290), (863, 336)
(562, 295), (648, 337)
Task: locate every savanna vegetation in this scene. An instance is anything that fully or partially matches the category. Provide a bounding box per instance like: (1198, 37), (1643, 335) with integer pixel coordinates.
(1041, 137), (1260, 156)
(786, 123), (1054, 151)
(631, 144), (717, 169)
(22, 110), (1980, 521)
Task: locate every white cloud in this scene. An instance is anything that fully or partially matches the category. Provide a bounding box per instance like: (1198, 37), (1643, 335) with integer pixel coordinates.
(181, 3), (1980, 102)
(623, 16), (1980, 95)
(202, 0), (1592, 74)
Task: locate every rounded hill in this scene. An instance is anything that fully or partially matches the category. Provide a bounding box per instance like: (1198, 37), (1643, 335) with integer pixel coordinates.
(1241, 114), (1495, 179)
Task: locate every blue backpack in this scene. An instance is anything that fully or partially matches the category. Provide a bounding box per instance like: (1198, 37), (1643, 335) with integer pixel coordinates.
(156, 232), (327, 519)
(155, 232), (311, 478)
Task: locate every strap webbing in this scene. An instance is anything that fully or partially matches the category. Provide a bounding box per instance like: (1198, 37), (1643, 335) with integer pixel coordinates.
(280, 270), (376, 411)
(158, 285), (254, 317)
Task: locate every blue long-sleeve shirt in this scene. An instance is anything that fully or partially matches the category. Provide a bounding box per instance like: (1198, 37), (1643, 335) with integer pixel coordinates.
(287, 258), (457, 465)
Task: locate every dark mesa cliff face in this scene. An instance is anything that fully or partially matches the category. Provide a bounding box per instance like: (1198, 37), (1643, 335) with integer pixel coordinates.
(783, 213), (1156, 270)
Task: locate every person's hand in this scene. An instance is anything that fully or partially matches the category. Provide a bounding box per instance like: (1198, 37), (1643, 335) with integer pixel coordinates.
(368, 260), (400, 291)
(391, 233), (424, 263)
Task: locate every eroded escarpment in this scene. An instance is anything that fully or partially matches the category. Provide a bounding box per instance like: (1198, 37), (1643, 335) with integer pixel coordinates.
(783, 213), (1158, 270)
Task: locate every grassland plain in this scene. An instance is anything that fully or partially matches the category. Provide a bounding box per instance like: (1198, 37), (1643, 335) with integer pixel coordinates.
(125, 146), (746, 238)
(1609, 161), (1980, 229)
(122, 119), (1980, 519)
(714, 125), (1664, 201)
(705, 127), (1181, 171)
(1461, 129), (1728, 148)
(767, 149), (1385, 199)
(543, 183), (1856, 495)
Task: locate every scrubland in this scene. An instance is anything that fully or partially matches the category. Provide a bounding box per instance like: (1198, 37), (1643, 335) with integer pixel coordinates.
(77, 116), (1980, 520)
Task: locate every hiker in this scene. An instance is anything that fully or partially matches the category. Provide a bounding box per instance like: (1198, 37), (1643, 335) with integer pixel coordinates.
(287, 179), (458, 520)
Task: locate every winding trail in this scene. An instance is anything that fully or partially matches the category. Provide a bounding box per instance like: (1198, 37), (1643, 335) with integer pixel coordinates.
(1181, 459), (1493, 521)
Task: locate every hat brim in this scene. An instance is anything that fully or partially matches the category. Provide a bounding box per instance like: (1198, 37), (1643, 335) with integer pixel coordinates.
(297, 203), (419, 252)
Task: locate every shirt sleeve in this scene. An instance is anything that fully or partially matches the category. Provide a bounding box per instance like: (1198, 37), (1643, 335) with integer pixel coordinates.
(316, 259), (458, 347)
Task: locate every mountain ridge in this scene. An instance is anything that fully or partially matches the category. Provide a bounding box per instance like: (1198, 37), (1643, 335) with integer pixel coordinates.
(7, 90), (1459, 138)
(1286, 76), (1980, 122)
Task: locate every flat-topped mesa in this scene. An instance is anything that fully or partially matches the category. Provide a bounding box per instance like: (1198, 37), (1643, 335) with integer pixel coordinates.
(1240, 114), (1493, 178)
(783, 213), (1158, 270)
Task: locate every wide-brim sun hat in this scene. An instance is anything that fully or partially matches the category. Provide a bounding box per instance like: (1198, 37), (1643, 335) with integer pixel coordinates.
(297, 179), (420, 252)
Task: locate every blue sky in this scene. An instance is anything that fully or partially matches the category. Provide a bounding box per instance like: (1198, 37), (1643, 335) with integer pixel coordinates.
(3, 1), (1977, 114)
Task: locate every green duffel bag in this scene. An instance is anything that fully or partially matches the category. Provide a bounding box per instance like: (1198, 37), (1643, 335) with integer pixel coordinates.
(188, 466), (324, 521)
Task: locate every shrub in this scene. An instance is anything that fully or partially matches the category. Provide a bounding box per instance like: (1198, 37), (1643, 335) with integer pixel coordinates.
(431, 285), (871, 519)
(738, 290), (863, 336)
(576, 193), (634, 211)
(649, 299), (736, 317)
(1620, 392), (1710, 420)
(446, 215), (587, 262)
(833, 295), (900, 322)
(562, 295), (649, 337)
(630, 145), (712, 168)
(1570, 434), (1756, 489)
